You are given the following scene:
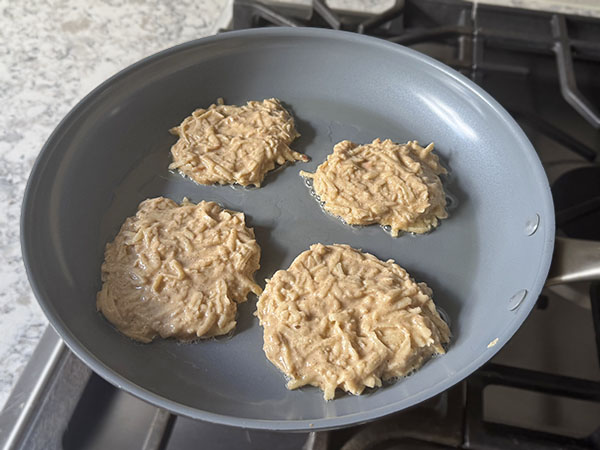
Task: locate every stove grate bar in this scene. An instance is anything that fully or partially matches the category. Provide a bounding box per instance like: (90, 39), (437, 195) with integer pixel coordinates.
(509, 110), (598, 161)
(313, 0), (342, 30)
(357, 0), (405, 34)
(590, 282), (600, 368)
(465, 363), (600, 450)
(551, 15), (600, 130)
(232, 0), (302, 29)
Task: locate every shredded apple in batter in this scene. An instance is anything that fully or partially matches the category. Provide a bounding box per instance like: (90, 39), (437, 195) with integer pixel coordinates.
(97, 197), (262, 343)
(256, 244), (451, 400)
(300, 139), (448, 236)
(169, 98), (308, 187)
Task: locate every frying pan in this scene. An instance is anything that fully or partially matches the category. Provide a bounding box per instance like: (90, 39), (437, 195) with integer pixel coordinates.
(21, 28), (593, 431)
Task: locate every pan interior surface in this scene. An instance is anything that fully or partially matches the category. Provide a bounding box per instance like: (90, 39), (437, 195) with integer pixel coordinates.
(21, 29), (554, 430)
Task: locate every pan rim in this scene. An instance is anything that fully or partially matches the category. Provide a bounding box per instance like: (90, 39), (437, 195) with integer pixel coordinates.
(21, 26), (555, 431)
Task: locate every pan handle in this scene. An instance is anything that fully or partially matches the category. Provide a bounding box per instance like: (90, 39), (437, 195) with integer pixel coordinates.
(545, 237), (600, 286)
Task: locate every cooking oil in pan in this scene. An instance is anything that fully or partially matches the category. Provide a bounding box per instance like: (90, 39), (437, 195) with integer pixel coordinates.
(302, 175), (366, 232)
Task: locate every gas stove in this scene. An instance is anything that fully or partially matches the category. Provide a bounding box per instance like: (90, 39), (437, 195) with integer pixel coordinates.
(1, 1), (599, 449)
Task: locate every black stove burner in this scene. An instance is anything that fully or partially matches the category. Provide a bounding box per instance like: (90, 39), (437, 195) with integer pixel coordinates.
(553, 166), (600, 240)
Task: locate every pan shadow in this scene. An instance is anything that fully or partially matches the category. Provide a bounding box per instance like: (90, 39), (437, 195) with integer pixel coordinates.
(234, 294), (261, 336)
(439, 155), (468, 222)
(258, 105), (316, 188)
(390, 152), (470, 350)
(256, 160), (305, 188)
(280, 101), (316, 150)
(419, 276), (462, 352)
(291, 116), (317, 156)
(443, 174), (471, 346)
(233, 223), (288, 335)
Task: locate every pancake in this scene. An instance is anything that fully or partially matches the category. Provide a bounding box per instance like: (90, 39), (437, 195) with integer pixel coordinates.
(169, 98), (308, 187)
(300, 139), (448, 235)
(97, 197), (262, 343)
(256, 243), (450, 400)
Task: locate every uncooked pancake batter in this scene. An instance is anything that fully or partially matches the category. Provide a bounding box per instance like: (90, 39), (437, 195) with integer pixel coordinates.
(256, 244), (451, 400)
(300, 139), (448, 235)
(97, 197), (262, 343)
(169, 98), (308, 187)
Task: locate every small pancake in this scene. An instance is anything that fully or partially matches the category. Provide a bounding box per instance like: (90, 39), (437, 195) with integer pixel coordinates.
(256, 243), (451, 400)
(97, 197), (262, 343)
(300, 139), (448, 235)
(169, 98), (308, 187)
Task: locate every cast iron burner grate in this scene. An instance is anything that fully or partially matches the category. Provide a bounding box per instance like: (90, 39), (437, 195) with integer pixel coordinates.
(232, 0), (600, 131)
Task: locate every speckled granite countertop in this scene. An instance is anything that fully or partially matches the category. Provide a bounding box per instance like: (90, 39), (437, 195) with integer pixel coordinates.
(0, 0), (234, 409)
(1, 0), (598, 411)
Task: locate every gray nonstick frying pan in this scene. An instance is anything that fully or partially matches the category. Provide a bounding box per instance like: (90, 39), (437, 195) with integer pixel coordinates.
(21, 28), (598, 431)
